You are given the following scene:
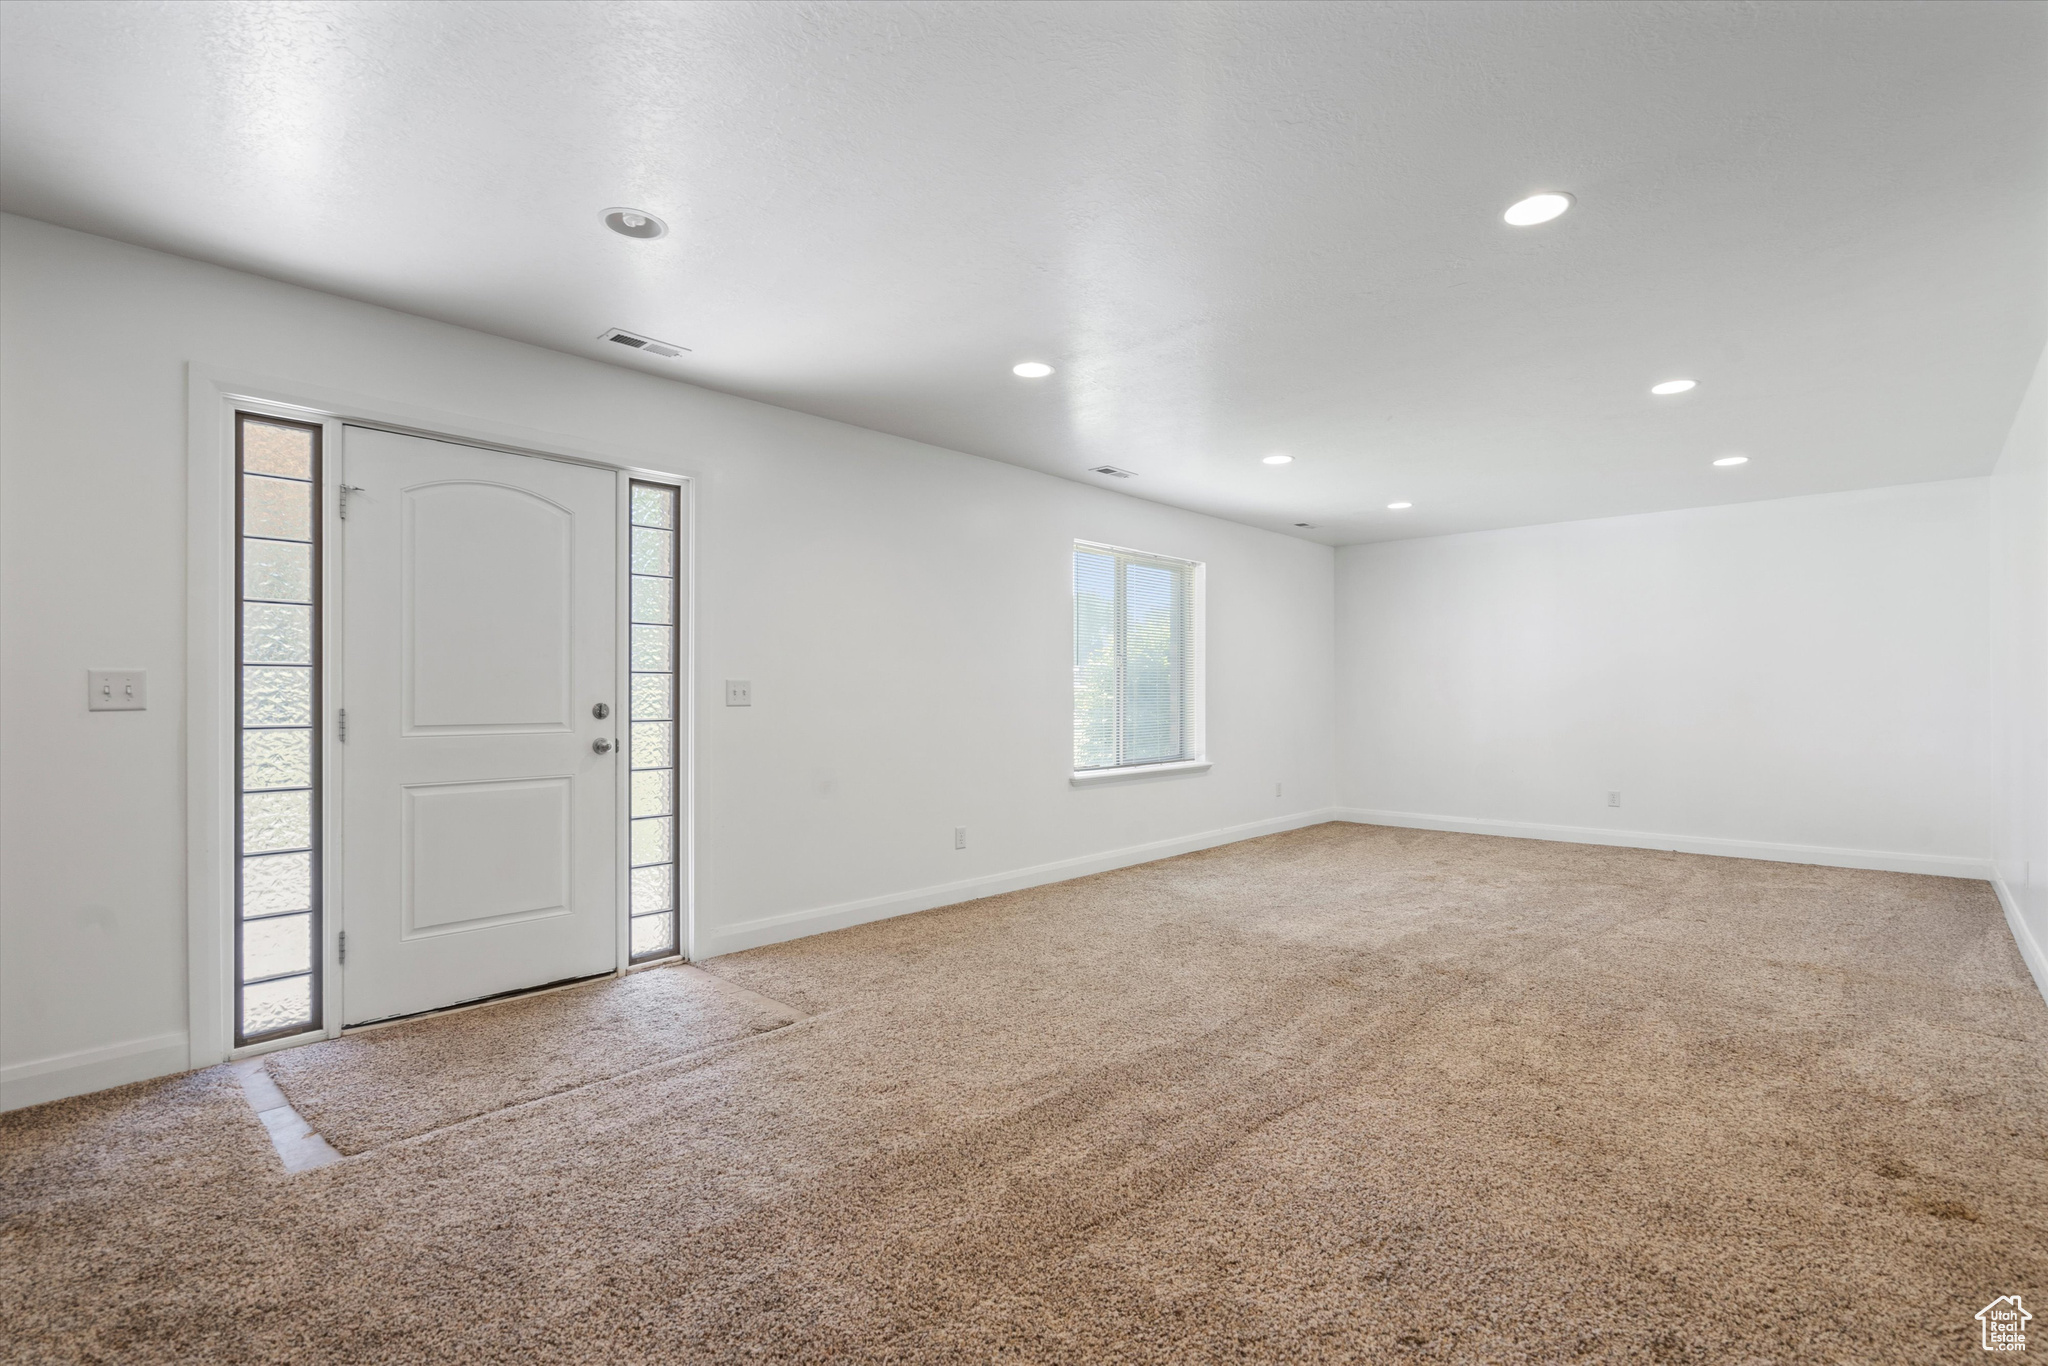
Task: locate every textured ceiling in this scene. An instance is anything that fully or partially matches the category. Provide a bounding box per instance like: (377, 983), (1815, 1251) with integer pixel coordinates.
(2, 0), (2042, 543)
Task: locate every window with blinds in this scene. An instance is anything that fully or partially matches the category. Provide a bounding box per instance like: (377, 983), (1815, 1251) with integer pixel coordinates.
(1073, 542), (1202, 772)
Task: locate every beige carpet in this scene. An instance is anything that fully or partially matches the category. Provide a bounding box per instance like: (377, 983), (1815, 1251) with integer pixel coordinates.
(265, 962), (800, 1153)
(3, 823), (2043, 1364)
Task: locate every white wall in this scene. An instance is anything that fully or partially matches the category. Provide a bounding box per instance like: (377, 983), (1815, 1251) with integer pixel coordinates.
(0, 215), (1337, 1105)
(1334, 482), (1993, 873)
(1991, 346), (2048, 998)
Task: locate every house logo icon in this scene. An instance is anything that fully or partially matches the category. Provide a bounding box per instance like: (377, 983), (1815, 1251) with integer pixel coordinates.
(1978, 1296), (2031, 1353)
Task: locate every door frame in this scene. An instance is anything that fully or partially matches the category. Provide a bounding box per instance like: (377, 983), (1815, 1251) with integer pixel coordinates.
(184, 364), (698, 1068)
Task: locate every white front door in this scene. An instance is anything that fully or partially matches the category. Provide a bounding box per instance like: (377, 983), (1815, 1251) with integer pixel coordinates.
(339, 427), (620, 1025)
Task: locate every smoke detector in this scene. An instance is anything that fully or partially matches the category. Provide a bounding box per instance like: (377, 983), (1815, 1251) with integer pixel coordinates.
(600, 328), (690, 359)
(1088, 465), (1136, 479)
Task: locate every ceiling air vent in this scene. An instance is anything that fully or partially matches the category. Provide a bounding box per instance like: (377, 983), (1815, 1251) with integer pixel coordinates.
(1089, 465), (1136, 479)
(600, 327), (691, 359)
(1293, 522), (1317, 529)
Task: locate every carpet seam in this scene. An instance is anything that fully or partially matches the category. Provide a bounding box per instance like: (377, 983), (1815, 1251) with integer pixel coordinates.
(306, 1008), (842, 1161)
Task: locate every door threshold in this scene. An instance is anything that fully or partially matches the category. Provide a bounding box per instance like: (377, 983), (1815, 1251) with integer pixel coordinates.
(622, 953), (688, 976)
(343, 967), (641, 1035)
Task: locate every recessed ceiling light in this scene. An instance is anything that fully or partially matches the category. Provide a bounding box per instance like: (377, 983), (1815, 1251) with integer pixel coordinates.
(1713, 455), (1748, 466)
(1387, 502), (1413, 510)
(1650, 379), (1697, 396)
(1013, 362), (1054, 378)
(1503, 192), (1572, 226)
(1262, 454), (1293, 465)
(602, 208), (666, 239)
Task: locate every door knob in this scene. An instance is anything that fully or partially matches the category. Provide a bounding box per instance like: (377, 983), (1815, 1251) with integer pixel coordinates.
(592, 738), (614, 754)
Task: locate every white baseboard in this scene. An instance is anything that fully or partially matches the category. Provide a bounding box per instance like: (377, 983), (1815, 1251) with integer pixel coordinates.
(1333, 808), (1994, 881)
(1993, 876), (2048, 1008)
(697, 808), (1343, 958)
(0, 1031), (190, 1113)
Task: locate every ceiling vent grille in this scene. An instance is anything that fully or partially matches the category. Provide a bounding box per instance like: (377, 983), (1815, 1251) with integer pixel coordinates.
(1089, 465), (1136, 478)
(600, 327), (691, 359)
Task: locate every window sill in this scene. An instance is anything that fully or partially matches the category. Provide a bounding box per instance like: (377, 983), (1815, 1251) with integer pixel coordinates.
(1070, 759), (1212, 785)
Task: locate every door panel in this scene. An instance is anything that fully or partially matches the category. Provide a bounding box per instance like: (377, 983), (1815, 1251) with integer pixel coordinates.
(405, 481), (574, 732)
(341, 427), (619, 1025)
(403, 778), (570, 933)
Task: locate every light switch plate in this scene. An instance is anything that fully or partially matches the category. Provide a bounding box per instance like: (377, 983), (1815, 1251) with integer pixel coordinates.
(88, 669), (147, 711)
(725, 679), (752, 707)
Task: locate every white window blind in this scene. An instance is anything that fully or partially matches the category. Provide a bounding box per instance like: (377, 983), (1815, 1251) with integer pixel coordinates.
(1073, 542), (1201, 772)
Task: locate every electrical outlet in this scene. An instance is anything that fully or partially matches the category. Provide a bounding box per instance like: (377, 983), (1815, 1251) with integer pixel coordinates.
(1275, 782), (1283, 798)
(1607, 791), (1621, 808)
(725, 679), (751, 707)
(87, 670), (147, 711)
(954, 826), (967, 850)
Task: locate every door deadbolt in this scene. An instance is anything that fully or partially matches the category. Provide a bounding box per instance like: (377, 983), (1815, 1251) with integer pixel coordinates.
(592, 738), (614, 754)
(592, 702), (610, 719)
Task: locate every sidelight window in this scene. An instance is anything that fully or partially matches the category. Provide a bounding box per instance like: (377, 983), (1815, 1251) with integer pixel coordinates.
(628, 481), (681, 961)
(236, 414), (322, 1044)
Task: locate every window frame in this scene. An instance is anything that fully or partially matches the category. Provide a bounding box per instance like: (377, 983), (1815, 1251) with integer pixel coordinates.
(233, 411), (325, 1047)
(1071, 539), (1207, 781)
(625, 478), (683, 965)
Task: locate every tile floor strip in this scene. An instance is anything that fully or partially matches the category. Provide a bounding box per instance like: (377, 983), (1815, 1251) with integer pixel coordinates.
(232, 1058), (343, 1172)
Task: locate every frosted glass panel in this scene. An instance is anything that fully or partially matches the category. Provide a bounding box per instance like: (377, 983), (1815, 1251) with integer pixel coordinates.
(631, 526), (674, 575)
(628, 481), (680, 962)
(243, 912), (312, 980)
(631, 672), (673, 721)
(242, 789), (312, 853)
(631, 575), (672, 624)
(242, 973), (313, 1037)
(631, 483), (675, 528)
(243, 602), (313, 664)
(631, 722), (672, 769)
(631, 817), (673, 867)
(243, 850), (313, 916)
(631, 625), (672, 672)
(243, 422), (314, 479)
(243, 728), (313, 790)
(632, 864), (672, 913)
(244, 539), (313, 603)
(631, 768), (672, 818)
(243, 475), (312, 541)
(243, 667), (313, 727)
(631, 913), (675, 957)
(236, 414), (322, 1045)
